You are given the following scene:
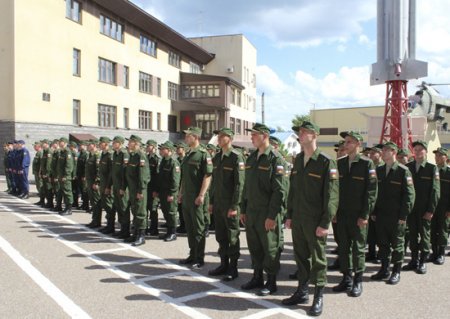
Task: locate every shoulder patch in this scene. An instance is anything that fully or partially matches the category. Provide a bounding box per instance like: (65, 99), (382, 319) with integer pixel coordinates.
(406, 175), (413, 185)
(435, 170), (440, 180)
(276, 165), (285, 175)
(360, 155), (371, 161)
(206, 157), (213, 165)
(369, 168), (377, 179)
(238, 161), (245, 171)
(330, 168), (338, 180)
(175, 166), (180, 173)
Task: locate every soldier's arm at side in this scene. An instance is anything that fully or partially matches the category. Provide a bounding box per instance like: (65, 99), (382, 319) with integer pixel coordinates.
(230, 153), (245, 212)
(400, 169), (416, 221)
(320, 159), (339, 230)
(361, 160), (378, 220)
(427, 165), (440, 215)
(267, 156), (288, 221)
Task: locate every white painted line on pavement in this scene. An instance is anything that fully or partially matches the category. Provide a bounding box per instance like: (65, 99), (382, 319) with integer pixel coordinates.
(88, 247), (129, 255)
(175, 289), (224, 303)
(111, 257), (154, 266)
(0, 235), (92, 319)
(140, 270), (188, 282)
(77, 237), (122, 244)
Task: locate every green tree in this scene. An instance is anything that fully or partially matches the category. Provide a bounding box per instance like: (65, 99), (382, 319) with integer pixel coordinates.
(276, 126), (286, 132)
(292, 114), (311, 127)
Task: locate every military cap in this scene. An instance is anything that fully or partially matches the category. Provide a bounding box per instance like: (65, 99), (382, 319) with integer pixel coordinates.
(292, 121), (320, 134)
(383, 141), (398, 151)
(88, 138), (99, 145)
(176, 142), (188, 149)
(433, 147), (448, 156)
(7, 141), (13, 145)
(340, 131), (363, 142)
(370, 144), (383, 153)
(159, 141), (175, 150)
(412, 140), (428, 150)
(79, 140), (89, 146)
(51, 139), (59, 145)
(17, 140), (25, 144)
(397, 148), (410, 156)
(269, 136), (282, 146)
(69, 141), (78, 147)
(334, 140), (345, 148)
(99, 136), (111, 143)
(112, 136), (125, 144)
(40, 139), (50, 144)
(206, 143), (218, 151)
(13, 140), (18, 144)
(213, 127), (234, 137)
(33, 141), (41, 146)
(245, 123), (271, 134)
(146, 139), (158, 146)
(183, 127), (202, 136)
(127, 135), (142, 143)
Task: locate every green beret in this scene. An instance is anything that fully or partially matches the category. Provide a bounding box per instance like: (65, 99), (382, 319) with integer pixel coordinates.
(159, 141), (175, 151)
(412, 140), (428, 150)
(269, 136), (282, 146)
(183, 127), (202, 136)
(206, 143), (218, 151)
(370, 144), (383, 153)
(127, 135), (142, 143)
(245, 123), (271, 134)
(113, 136), (125, 144)
(59, 137), (69, 143)
(88, 139), (99, 145)
(213, 127), (234, 137)
(68, 141), (78, 148)
(397, 148), (410, 156)
(146, 139), (158, 146)
(340, 131), (363, 142)
(99, 136), (111, 143)
(433, 147), (448, 156)
(292, 121), (320, 134)
(383, 141), (398, 151)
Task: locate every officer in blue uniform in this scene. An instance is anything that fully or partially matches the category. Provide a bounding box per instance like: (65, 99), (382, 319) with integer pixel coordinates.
(16, 140), (31, 198)
(6, 141), (16, 195)
(9, 141), (19, 195)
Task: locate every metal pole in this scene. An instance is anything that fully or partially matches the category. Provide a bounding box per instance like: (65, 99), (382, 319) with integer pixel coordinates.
(261, 92), (265, 124)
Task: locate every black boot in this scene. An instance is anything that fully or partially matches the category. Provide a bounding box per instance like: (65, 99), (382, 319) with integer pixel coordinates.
(371, 259), (390, 280)
(86, 220), (101, 228)
(117, 224), (131, 239)
(349, 272), (363, 297)
(99, 219), (115, 235)
(402, 251), (419, 271)
(366, 245), (378, 263)
(131, 229), (146, 246)
(223, 259), (238, 281)
(241, 269), (264, 290)
(288, 270), (298, 280)
(208, 257), (229, 276)
(434, 247), (445, 265)
(332, 271), (352, 292)
(282, 282), (309, 305)
(59, 207), (72, 216)
(34, 196), (45, 206)
(328, 257), (340, 270)
(416, 253), (427, 274)
(148, 219), (159, 236)
(164, 227), (177, 242)
(258, 274), (277, 296)
(45, 196), (54, 209)
(308, 286), (324, 317)
(387, 263), (401, 285)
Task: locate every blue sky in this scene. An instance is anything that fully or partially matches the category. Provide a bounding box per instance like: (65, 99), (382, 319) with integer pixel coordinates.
(133, 0), (450, 129)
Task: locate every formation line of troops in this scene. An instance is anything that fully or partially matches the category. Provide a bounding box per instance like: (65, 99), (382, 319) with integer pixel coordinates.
(2, 120), (450, 317)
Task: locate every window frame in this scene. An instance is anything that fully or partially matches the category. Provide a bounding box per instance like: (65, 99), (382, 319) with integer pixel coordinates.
(98, 104), (117, 128)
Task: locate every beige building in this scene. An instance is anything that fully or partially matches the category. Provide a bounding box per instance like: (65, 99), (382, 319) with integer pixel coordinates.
(311, 105), (450, 156)
(0, 0), (257, 161)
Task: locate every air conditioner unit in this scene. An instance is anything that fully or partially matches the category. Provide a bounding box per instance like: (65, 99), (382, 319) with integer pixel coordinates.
(227, 66), (234, 73)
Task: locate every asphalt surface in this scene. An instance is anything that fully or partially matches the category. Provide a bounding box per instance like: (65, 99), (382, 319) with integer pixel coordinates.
(0, 181), (449, 319)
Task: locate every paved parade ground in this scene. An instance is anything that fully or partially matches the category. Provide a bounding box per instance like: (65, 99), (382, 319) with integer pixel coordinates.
(0, 181), (449, 319)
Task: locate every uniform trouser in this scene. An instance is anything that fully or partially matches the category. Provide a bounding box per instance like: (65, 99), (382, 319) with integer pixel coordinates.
(12, 172), (19, 192)
(160, 193), (178, 228)
(52, 178), (62, 205)
(246, 213), (282, 275)
(182, 196), (207, 262)
(42, 177), (53, 200)
(79, 178), (89, 205)
(58, 179), (73, 208)
(87, 185), (101, 224)
(18, 170), (29, 194)
(292, 217), (327, 286)
(367, 218), (377, 251)
(407, 211), (431, 255)
(332, 221), (340, 246)
(113, 188), (130, 226)
(5, 169), (12, 190)
(100, 188), (114, 223)
(431, 209), (450, 251)
(376, 218), (406, 264)
(204, 192), (211, 226)
(147, 188), (160, 223)
(34, 174), (42, 197)
(337, 217), (366, 273)
(72, 178), (79, 204)
(129, 187), (147, 230)
(213, 204), (240, 262)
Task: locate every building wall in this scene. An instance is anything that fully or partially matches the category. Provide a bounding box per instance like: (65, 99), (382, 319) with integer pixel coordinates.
(0, 0), (15, 121)
(12, 0), (198, 131)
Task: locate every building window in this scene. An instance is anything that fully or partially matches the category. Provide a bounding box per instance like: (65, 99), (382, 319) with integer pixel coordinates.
(253, 97), (256, 112)
(123, 108), (129, 129)
(139, 71), (152, 94)
(139, 110), (152, 130)
(190, 62), (201, 74)
(168, 82), (178, 100)
(231, 88), (236, 105)
(157, 112), (161, 131)
(181, 85), (220, 99)
(195, 113), (217, 138)
(122, 66), (129, 88)
(98, 104), (116, 128)
(156, 78), (161, 97)
(66, 0), (81, 22)
(236, 90), (241, 106)
(140, 35), (157, 57)
(98, 58), (116, 85)
(230, 117), (235, 133)
(236, 119), (242, 135)
(100, 14), (123, 42)
(252, 74), (256, 88)
(73, 99), (80, 125)
(73, 48), (80, 76)
(168, 51), (180, 68)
